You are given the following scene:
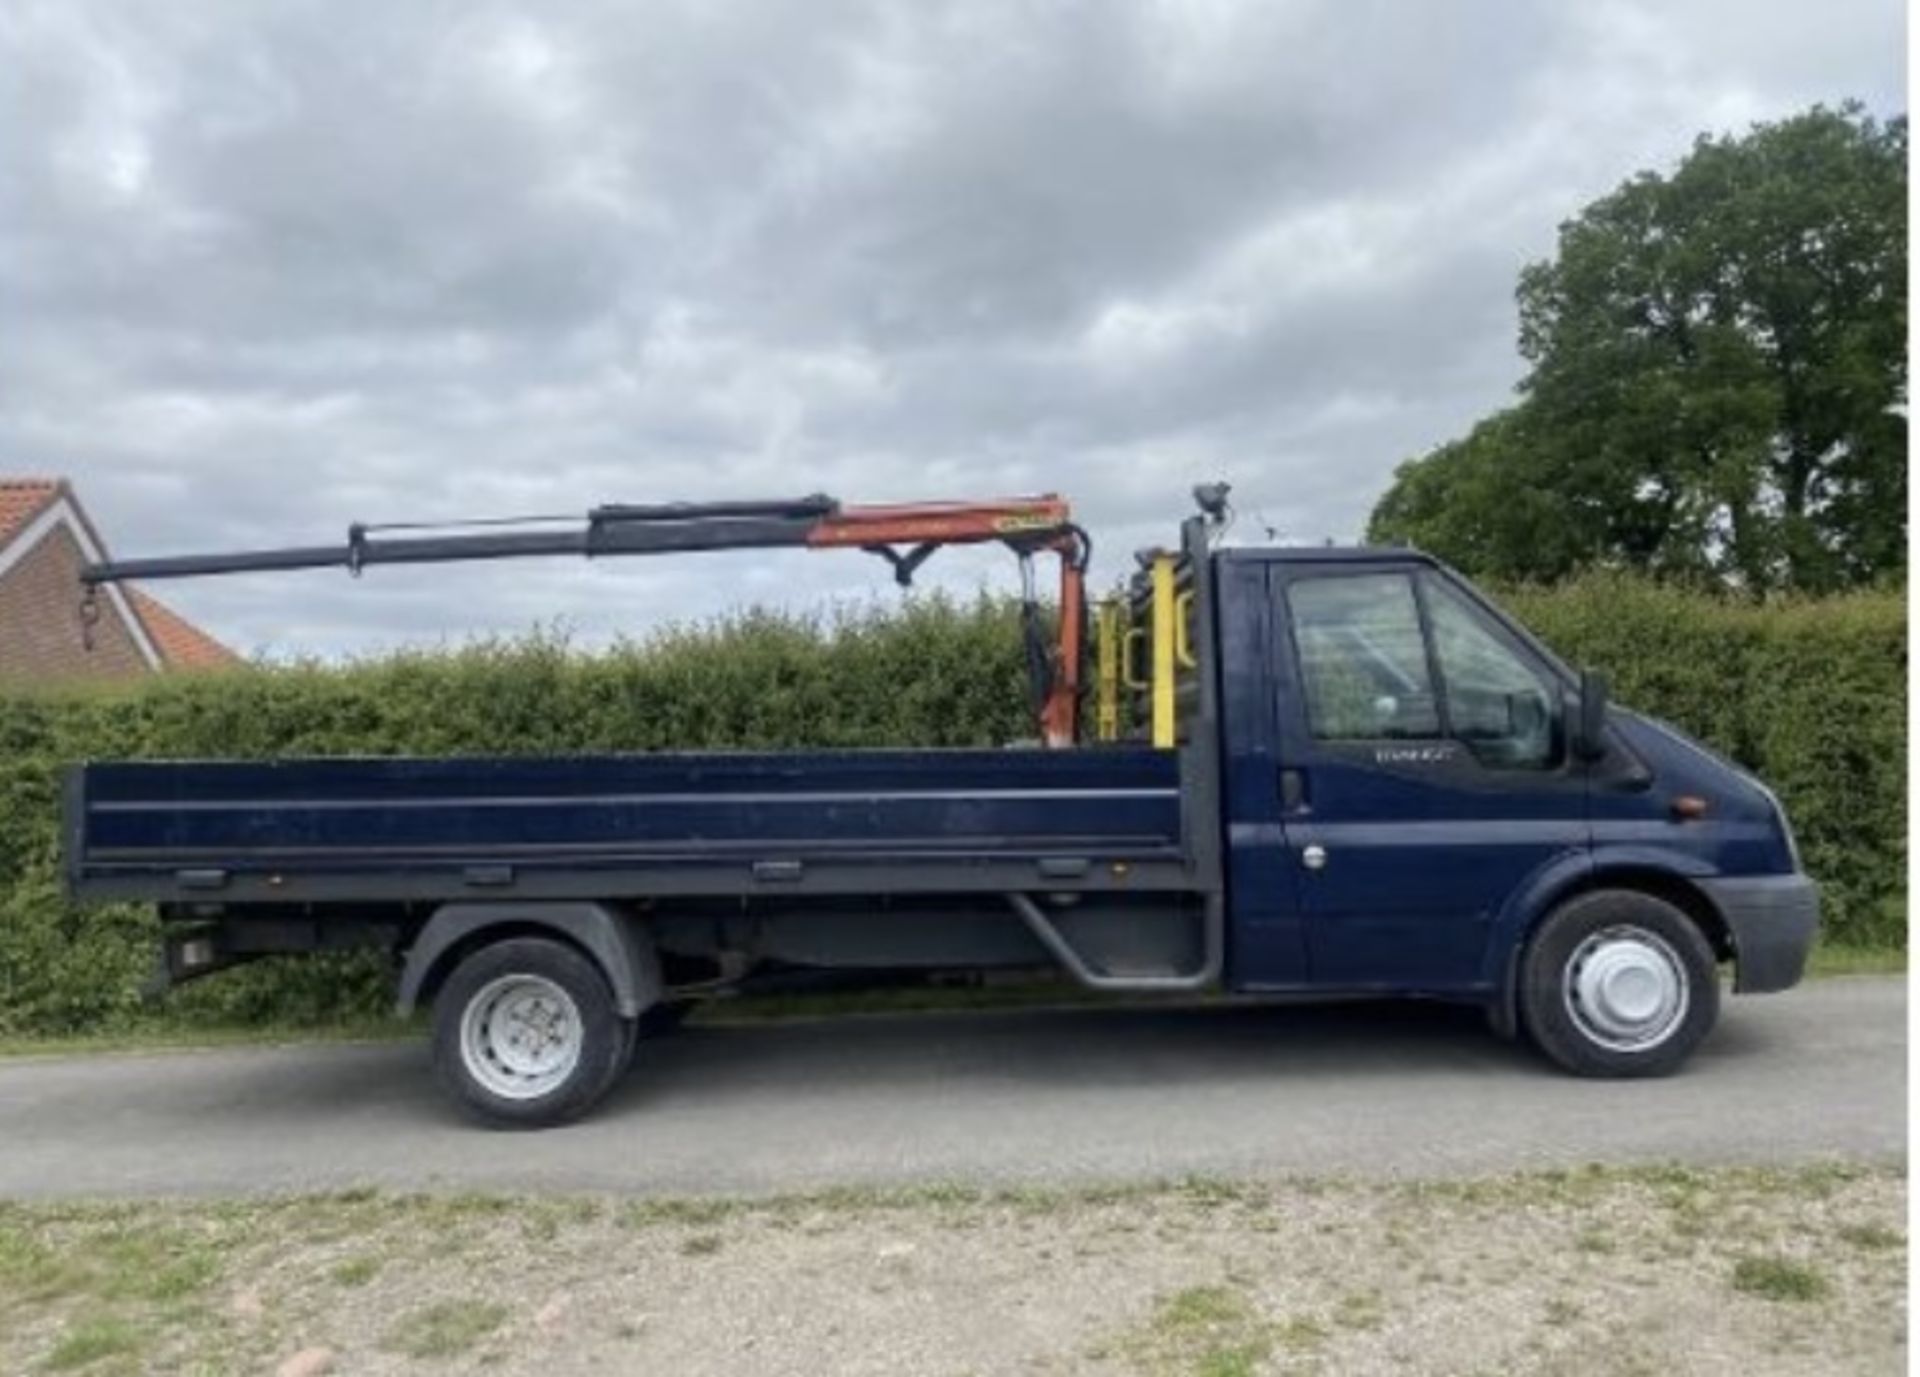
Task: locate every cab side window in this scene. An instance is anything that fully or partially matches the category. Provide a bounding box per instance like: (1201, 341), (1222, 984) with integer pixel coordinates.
(1288, 574), (1441, 740)
(1423, 577), (1561, 769)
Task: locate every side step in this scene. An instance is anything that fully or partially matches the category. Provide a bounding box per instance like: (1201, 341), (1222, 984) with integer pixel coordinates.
(1004, 892), (1222, 993)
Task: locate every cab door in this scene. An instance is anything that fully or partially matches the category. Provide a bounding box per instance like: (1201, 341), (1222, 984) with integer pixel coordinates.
(1258, 560), (1589, 992)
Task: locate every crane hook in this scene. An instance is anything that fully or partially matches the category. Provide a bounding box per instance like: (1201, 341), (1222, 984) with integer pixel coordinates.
(78, 584), (101, 652)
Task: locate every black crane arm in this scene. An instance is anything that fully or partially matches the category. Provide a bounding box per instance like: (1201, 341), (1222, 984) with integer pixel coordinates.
(79, 495), (844, 585)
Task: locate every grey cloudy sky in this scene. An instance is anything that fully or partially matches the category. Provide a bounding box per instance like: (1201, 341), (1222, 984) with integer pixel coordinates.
(1, 0), (1905, 658)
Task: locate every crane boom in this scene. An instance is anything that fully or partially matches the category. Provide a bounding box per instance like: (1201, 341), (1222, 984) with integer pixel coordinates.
(79, 493), (1090, 745)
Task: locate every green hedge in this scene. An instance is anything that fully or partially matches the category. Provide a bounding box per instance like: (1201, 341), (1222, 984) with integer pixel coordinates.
(0, 581), (1904, 1035)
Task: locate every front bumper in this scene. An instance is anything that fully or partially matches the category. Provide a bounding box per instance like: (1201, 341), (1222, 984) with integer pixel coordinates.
(1698, 874), (1820, 993)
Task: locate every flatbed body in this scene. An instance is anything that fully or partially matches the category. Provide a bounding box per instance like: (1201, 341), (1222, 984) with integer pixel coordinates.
(68, 747), (1196, 904)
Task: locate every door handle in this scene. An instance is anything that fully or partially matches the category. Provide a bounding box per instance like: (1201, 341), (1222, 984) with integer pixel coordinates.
(1301, 844), (1328, 871)
(1279, 767), (1308, 811)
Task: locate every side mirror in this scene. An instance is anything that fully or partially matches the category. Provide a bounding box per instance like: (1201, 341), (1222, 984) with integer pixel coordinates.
(1570, 668), (1610, 761)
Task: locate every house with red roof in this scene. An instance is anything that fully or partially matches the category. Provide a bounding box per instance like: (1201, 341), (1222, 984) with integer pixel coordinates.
(0, 478), (239, 684)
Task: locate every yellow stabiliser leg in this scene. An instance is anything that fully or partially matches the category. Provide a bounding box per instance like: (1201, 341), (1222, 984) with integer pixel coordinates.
(1151, 554), (1176, 748)
(1094, 600), (1122, 743)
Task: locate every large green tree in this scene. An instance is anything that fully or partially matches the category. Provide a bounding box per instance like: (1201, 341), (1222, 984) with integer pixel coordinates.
(1370, 104), (1907, 592)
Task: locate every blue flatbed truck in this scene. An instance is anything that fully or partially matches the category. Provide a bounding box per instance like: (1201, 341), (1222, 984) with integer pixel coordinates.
(64, 487), (1819, 1126)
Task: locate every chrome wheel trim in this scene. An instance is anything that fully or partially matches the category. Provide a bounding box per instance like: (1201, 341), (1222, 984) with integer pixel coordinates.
(1562, 925), (1690, 1054)
(458, 974), (583, 1101)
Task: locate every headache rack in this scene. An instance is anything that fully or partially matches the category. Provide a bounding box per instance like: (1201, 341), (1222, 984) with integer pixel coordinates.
(1091, 484), (1227, 748)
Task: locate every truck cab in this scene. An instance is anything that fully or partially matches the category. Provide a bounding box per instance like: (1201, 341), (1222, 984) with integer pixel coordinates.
(1202, 545), (1816, 1060)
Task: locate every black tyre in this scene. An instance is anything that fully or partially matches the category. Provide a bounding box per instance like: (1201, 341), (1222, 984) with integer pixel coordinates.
(637, 999), (695, 1038)
(432, 937), (626, 1128)
(595, 998), (686, 1099)
(1518, 889), (1719, 1078)
(596, 1015), (639, 1098)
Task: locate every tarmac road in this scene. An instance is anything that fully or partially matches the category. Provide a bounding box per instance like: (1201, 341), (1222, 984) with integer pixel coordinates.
(0, 977), (1902, 1198)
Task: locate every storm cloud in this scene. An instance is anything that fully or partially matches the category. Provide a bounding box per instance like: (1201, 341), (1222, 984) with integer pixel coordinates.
(0, 0), (1904, 656)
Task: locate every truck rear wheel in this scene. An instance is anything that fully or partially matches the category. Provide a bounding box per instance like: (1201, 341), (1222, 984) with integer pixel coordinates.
(432, 937), (626, 1127)
(1519, 889), (1719, 1078)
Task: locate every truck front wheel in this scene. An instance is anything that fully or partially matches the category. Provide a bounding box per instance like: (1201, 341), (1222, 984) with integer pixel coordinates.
(432, 937), (627, 1127)
(1519, 890), (1720, 1078)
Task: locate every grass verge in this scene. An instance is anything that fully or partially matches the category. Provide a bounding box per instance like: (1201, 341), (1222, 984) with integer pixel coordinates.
(1805, 943), (1906, 977)
(0, 1162), (1903, 1375)
(0, 1013), (423, 1059)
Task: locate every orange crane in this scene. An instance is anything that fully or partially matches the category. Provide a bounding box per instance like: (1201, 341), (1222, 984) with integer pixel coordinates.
(802, 496), (1088, 745)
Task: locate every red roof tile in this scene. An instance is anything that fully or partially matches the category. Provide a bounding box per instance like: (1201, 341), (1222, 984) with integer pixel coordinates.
(0, 478), (61, 550)
(128, 587), (240, 670)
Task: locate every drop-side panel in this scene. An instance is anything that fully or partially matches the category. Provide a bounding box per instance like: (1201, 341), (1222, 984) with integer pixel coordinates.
(68, 748), (1192, 904)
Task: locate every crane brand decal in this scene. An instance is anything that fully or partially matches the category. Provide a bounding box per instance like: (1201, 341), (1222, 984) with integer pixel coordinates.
(993, 513), (1056, 532)
(1374, 744), (1460, 765)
